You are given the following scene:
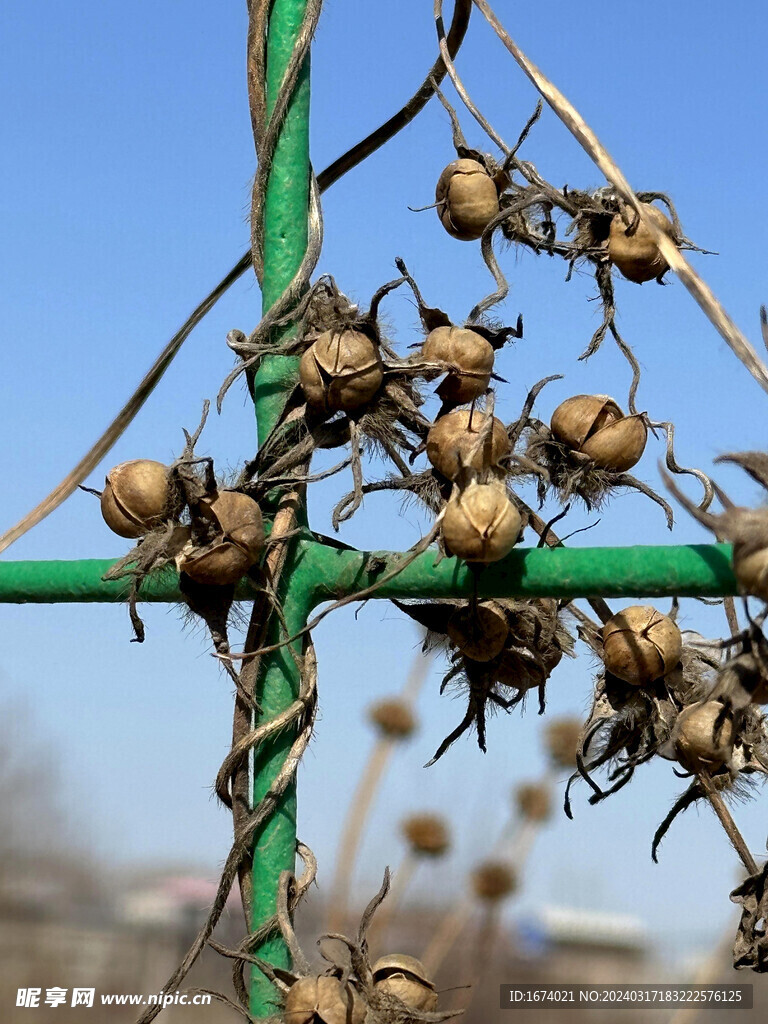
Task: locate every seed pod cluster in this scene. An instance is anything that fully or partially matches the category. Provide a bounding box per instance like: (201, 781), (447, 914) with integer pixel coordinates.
(422, 325), (494, 404)
(180, 490), (265, 586)
(551, 395), (647, 473)
(299, 328), (383, 414)
(372, 955), (438, 1013)
(401, 813), (450, 857)
(608, 202), (676, 283)
(515, 781), (552, 822)
(471, 861), (517, 901)
(436, 158), (500, 241)
(100, 459), (172, 538)
(602, 605), (682, 686)
(368, 699), (416, 739)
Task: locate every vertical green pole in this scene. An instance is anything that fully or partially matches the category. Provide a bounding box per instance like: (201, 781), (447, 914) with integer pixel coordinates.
(249, 0), (311, 1019)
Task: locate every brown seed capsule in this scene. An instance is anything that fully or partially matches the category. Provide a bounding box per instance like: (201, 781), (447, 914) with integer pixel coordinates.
(673, 701), (735, 773)
(426, 409), (510, 481)
(299, 329), (383, 414)
(729, 510), (768, 601)
(608, 202), (676, 283)
(372, 955), (438, 1013)
(436, 158), (500, 241)
(284, 975), (366, 1024)
(550, 395), (647, 472)
(180, 491), (264, 586)
(447, 600), (509, 661)
(422, 325), (494, 403)
(602, 605), (682, 685)
(443, 480), (521, 564)
(401, 813), (450, 857)
(471, 861), (517, 901)
(543, 717), (583, 770)
(515, 782), (552, 822)
(368, 699), (416, 739)
(100, 459), (170, 538)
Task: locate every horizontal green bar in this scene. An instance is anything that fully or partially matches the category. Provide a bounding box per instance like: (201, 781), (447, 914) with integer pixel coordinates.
(0, 543), (737, 606)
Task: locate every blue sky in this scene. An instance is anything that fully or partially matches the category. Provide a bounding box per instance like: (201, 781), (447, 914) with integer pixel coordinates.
(2, 0), (768, 964)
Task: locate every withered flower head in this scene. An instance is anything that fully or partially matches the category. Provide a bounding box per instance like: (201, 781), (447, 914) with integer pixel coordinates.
(515, 781), (552, 822)
(401, 813), (451, 857)
(436, 158), (499, 241)
(543, 717), (583, 770)
(100, 459), (172, 538)
(368, 699), (417, 739)
(471, 861), (517, 901)
(608, 202), (676, 283)
(602, 605), (682, 686)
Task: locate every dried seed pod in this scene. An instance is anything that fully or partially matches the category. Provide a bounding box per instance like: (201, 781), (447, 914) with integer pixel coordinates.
(435, 158), (500, 241)
(515, 781), (552, 822)
(368, 699), (416, 739)
(673, 701), (735, 773)
(299, 328), (383, 414)
(422, 325), (494, 403)
(401, 813), (450, 857)
(372, 955), (438, 1013)
(180, 491), (264, 586)
(446, 600), (509, 661)
(608, 202), (676, 283)
(471, 861), (517, 901)
(729, 511), (768, 601)
(284, 975), (366, 1024)
(602, 605), (682, 685)
(442, 480), (521, 563)
(550, 395), (647, 472)
(426, 409), (510, 481)
(100, 459), (170, 538)
(543, 717), (583, 769)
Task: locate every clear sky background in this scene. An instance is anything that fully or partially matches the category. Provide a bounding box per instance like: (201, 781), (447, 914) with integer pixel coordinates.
(2, 0), (768, 965)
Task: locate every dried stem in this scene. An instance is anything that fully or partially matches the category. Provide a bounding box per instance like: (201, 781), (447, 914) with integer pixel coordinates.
(697, 769), (758, 875)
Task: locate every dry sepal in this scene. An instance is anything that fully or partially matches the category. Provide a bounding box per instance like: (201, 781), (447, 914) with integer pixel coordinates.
(401, 814), (451, 857)
(267, 871), (459, 1024)
(395, 597), (574, 763)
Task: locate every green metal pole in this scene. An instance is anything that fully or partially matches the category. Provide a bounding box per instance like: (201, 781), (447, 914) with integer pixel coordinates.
(0, 544), (739, 605)
(249, 0), (311, 1017)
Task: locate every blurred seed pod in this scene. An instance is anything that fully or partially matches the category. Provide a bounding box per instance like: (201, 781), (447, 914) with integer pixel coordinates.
(447, 600), (509, 662)
(401, 813), (450, 857)
(368, 699), (417, 740)
(672, 701), (735, 773)
(179, 491), (264, 586)
(283, 975), (366, 1024)
(100, 459), (171, 538)
(422, 325), (494, 404)
(602, 605), (682, 686)
(608, 202), (676, 283)
(426, 409), (510, 481)
(515, 781), (552, 822)
(435, 158), (499, 241)
(442, 479), (521, 564)
(372, 955), (438, 1012)
(471, 861), (518, 901)
(729, 512), (768, 601)
(550, 395), (647, 473)
(299, 328), (383, 414)
(543, 717), (583, 770)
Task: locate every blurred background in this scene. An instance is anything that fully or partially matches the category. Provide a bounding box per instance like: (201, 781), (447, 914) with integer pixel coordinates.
(2, 0), (768, 1019)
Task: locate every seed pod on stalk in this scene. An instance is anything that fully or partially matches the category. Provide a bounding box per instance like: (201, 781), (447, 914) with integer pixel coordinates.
(435, 158), (499, 241)
(372, 955), (438, 1013)
(471, 861), (517, 902)
(100, 459), (172, 538)
(671, 701), (735, 773)
(608, 202), (677, 283)
(426, 409), (510, 481)
(446, 600), (509, 661)
(601, 605), (682, 685)
(515, 781), (552, 822)
(299, 327), (384, 414)
(422, 325), (494, 404)
(368, 699), (417, 740)
(401, 813), (450, 857)
(442, 478), (521, 564)
(283, 975), (366, 1024)
(179, 490), (264, 586)
(550, 395), (647, 473)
